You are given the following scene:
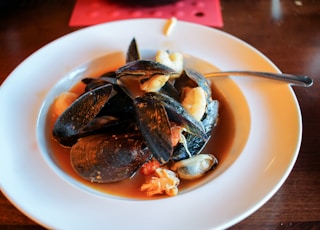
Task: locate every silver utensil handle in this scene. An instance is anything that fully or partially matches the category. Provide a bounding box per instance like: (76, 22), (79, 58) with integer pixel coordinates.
(204, 71), (313, 87)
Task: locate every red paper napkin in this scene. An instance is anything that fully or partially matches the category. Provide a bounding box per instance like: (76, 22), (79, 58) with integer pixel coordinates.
(69, 0), (223, 27)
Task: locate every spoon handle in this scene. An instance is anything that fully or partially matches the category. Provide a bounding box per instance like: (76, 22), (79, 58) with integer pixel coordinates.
(204, 71), (313, 87)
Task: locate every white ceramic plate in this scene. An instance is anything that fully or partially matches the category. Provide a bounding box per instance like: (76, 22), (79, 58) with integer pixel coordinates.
(0, 19), (301, 229)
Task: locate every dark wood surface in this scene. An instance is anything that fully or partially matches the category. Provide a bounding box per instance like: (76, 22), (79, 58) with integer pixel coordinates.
(0, 0), (319, 229)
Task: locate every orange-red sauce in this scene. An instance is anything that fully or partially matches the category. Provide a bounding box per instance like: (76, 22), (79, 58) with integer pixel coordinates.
(46, 76), (235, 199)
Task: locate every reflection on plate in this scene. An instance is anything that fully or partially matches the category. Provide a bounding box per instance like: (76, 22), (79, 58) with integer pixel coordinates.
(0, 19), (301, 229)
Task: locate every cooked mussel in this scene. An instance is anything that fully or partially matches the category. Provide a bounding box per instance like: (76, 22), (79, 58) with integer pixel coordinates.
(115, 59), (180, 98)
(53, 84), (116, 146)
(70, 133), (151, 183)
(171, 154), (218, 180)
(171, 99), (219, 161)
(175, 69), (212, 103)
(133, 91), (209, 164)
(116, 59), (179, 79)
(133, 93), (173, 164)
(171, 68), (219, 161)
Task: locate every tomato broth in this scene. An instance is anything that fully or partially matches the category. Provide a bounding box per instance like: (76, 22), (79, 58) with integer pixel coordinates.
(46, 75), (235, 199)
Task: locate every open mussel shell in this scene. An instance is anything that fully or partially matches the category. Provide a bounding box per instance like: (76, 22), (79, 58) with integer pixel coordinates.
(133, 93), (173, 164)
(115, 60), (179, 78)
(172, 99), (219, 161)
(171, 154), (218, 180)
(133, 92), (209, 164)
(53, 84), (116, 146)
(154, 92), (207, 139)
(70, 133), (151, 183)
(175, 69), (212, 102)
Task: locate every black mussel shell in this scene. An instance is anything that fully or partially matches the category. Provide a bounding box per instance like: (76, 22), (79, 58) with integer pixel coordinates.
(126, 38), (140, 63)
(133, 93), (173, 164)
(70, 133), (151, 183)
(53, 84), (116, 146)
(172, 100), (219, 161)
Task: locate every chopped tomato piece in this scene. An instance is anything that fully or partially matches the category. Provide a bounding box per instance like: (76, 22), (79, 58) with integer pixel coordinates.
(140, 159), (161, 175)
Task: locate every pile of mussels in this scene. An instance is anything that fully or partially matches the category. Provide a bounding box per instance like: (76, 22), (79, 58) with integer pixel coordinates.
(52, 38), (219, 184)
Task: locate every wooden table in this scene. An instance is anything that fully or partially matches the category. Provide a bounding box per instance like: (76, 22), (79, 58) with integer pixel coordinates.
(1, 0), (319, 229)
